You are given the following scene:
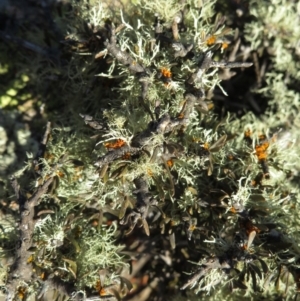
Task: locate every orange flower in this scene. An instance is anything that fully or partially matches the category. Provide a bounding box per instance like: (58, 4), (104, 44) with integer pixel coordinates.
(251, 180), (257, 187)
(40, 272), (46, 280)
(122, 152), (131, 160)
(230, 207), (237, 214)
(27, 255), (34, 263)
(188, 224), (196, 231)
(203, 142), (210, 150)
(104, 139), (126, 149)
(160, 67), (172, 78)
(227, 154), (234, 160)
(221, 42), (229, 50)
(167, 159), (173, 167)
(255, 142), (269, 161)
(244, 129), (252, 138)
(95, 280), (101, 292)
(177, 113), (184, 119)
(18, 287), (27, 300)
(206, 35), (216, 46)
(100, 288), (108, 296)
(147, 168), (153, 177)
(56, 170), (64, 178)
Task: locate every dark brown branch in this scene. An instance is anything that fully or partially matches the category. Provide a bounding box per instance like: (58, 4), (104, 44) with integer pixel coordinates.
(120, 176), (157, 236)
(95, 145), (140, 167)
(104, 27), (145, 74)
(6, 176), (54, 301)
(188, 51), (253, 84)
(95, 93), (197, 167)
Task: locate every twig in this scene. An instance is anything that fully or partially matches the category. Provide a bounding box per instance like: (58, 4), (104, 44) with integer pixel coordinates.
(34, 121), (51, 166)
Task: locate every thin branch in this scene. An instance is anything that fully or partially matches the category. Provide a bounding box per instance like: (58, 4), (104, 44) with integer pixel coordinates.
(6, 176), (55, 301)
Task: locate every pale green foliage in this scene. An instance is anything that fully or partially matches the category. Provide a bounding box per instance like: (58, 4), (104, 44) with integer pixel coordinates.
(245, 0), (300, 78)
(139, 0), (185, 24)
(33, 205), (127, 288)
(35, 213), (66, 252)
(75, 222), (128, 288)
(2, 0), (300, 300)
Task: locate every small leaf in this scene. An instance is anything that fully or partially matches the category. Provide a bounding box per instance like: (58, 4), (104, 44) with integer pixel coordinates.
(169, 232), (176, 250)
(99, 163), (109, 179)
(68, 236), (81, 253)
(207, 154), (214, 176)
(164, 142), (184, 155)
(142, 219), (150, 236)
(213, 12), (223, 30)
(209, 134), (227, 152)
(150, 146), (160, 163)
(119, 197), (131, 219)
(187, 186), (198, 195)
(249, 194), (265, 202)
(111, 164), (128, 179)
(152, 176), (165, 200)
(99, 269), (107, 287)
(65, 213), (75, 225)
(247, 230), (256, 249)
(70, 159), (85, 167)
(125, 224), (135, 236)
(250, 263), (262, 280)
(232, 279), (247, 290)
(196, 100), (209, 113)
(62, 258), (77, 279)
(258, 258), (269, 274)
(249, 268), (257, 292)
(163, 159), (175, 196)
(119, 276), (133, 292)
(109, 288), (121, 301)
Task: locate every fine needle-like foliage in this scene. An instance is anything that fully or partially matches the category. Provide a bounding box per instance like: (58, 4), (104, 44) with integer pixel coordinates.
(0, 0), (300, 301)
